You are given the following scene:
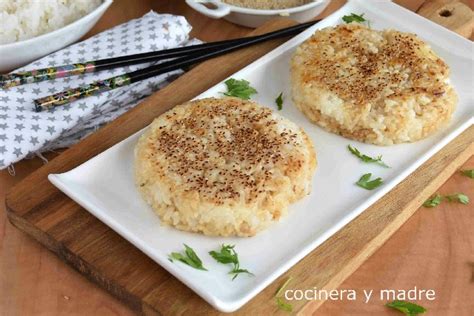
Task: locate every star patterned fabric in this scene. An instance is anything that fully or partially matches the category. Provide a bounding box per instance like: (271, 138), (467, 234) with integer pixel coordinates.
(0, 11), (194, 169)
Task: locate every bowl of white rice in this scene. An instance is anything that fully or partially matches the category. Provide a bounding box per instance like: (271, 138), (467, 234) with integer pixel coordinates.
(0, 0), (112, 72)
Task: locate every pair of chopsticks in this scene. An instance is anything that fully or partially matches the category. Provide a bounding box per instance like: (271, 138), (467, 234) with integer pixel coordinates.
(0, 20), (320, 112)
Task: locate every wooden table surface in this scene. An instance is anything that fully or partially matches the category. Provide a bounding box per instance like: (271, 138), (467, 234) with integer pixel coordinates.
(1, 0), (473, 315)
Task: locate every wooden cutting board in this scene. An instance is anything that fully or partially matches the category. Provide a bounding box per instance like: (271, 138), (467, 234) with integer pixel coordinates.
(5, 16), (474, 316)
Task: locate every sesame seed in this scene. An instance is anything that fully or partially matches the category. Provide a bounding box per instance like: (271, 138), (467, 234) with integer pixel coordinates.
(147, 98), (307, 203)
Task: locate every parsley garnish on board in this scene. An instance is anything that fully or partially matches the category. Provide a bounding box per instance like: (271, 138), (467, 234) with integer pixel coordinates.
(168, 244), (207, 271)
(445, 193), (469, 205)
(275, 92), (284, 110)
(276, 297), (293, 312)
(342, 13), (371, 27)
(356, 173), (383, 190)
(461, 169), (474, 178)
(209, 244), (253, 280)
(423, 194), (443, 208)
(223, 78), (257, 100)
(386, 300), (427, 315)
(348, 145), (389, 168)
(275, 277), (293, 312)
(423, 193), (470, 208)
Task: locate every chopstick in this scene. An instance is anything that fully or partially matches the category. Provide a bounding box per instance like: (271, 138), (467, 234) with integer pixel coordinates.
(0, 38), (259, 89)
(32, 20), (320, 112)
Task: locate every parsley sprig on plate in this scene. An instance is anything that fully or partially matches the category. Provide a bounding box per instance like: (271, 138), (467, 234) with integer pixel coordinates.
(348, 145), (389, 168)
(168, 244), (207, 271)
(356, 173), (383, 190)
(349, 145), (387, 190)
(223, 78), (257, 100)
(209, 244), (253, 280)
(275, 92), (284, 110)
(342, 13), (371, 27)
(386, 300), (427, 315)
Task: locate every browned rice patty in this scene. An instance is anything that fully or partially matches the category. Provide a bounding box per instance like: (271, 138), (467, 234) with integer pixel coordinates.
(291, 23), (457, 145)
(135, 97), (317, 237)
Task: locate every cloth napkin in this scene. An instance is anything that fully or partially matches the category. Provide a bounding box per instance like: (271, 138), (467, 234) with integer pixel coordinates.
(0, 11), (195, 170)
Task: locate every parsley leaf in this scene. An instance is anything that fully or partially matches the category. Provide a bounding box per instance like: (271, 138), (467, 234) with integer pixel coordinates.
(348, 145), (389, 168)
(386, 300), (427, 315)
(275, 92), (284, 110)
(169, 244), (207, 271)
(423, 194), (443, 208)
(446, 193), (469, 205)
(276, 297), (293, 312)
(209, 244), (253, 280)
(275, 276), (293, 297)
(275, 277), (293, 312)
(209, 244), (238, 265)
(223, 78), (257, 100)
(230, 268), (253, 281)
(342, 13), (368, 24)
(356, 173), (383, 190)
(461, 169), (474, 179)
(423, 193), (469, 207)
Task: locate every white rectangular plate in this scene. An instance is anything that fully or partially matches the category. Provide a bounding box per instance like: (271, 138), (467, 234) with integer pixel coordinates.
(49, 0), (473, 312)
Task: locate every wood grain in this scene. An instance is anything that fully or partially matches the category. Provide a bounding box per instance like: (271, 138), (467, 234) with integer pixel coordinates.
(316, 155), (474, 316)
(418, 0), (474, 38)
(1, 1), (473, 315)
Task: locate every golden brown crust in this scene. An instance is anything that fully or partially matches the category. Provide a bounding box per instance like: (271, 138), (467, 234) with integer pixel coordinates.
(291, 23), (457, 145)
(135, 97), (317, 237)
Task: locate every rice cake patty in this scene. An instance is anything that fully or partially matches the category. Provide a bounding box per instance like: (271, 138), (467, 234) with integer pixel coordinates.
(291, 24), (457, 145)
(134, 97), (317, 237)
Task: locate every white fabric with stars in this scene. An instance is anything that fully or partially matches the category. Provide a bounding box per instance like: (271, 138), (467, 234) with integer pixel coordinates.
(0, 11), (195, 170)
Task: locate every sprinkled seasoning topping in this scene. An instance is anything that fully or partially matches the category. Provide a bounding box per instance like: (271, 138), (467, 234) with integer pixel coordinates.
(145, 97), (305, 204)
(299, 24), (449, 107)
